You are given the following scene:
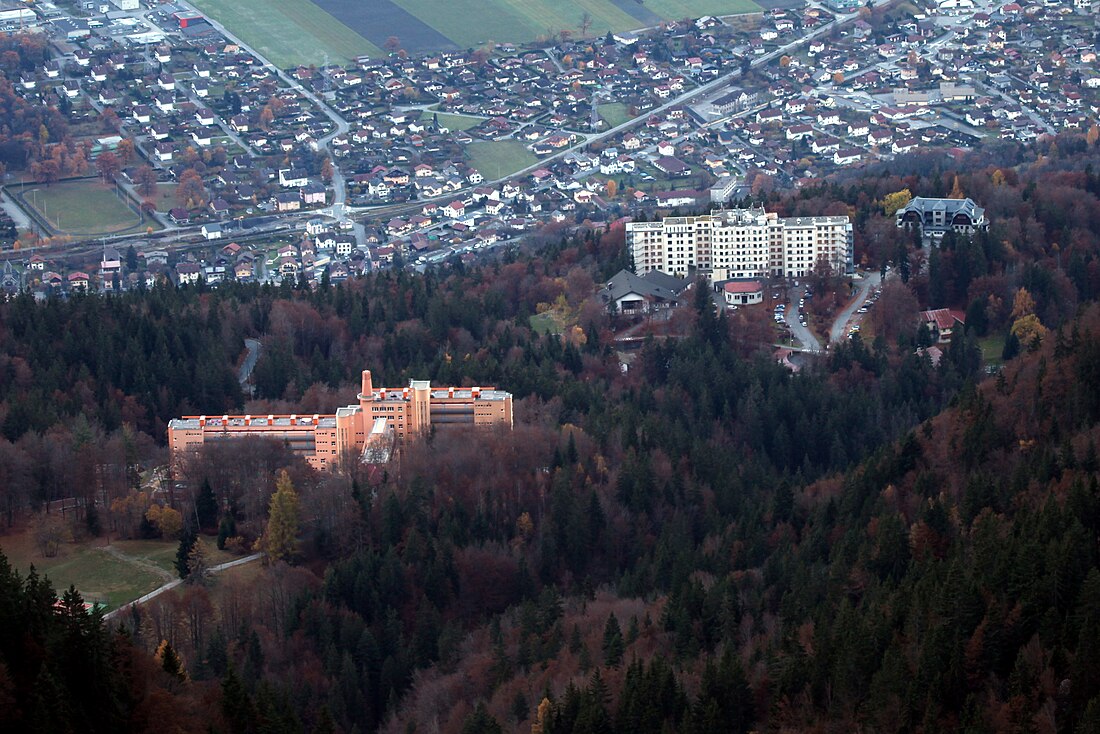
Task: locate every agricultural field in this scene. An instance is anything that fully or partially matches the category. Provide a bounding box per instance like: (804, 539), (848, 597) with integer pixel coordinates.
(194, 0), (766, 62)
(22, 180), (151, 236)
(466, 140), (540, 180)
(188, 0), (383, 67)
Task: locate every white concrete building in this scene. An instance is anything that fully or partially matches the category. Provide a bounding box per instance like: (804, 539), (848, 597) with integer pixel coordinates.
(626, 206), (853, 281)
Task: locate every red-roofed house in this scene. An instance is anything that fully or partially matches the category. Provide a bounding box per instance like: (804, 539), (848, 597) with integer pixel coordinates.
(920, 308), (966, 343)
(723, 280), (764, 306)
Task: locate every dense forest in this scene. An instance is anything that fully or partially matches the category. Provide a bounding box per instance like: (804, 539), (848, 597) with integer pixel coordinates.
(2, 131), (1100, 733)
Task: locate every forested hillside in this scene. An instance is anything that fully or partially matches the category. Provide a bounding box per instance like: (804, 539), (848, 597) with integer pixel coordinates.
(1, 132), (1100, 733)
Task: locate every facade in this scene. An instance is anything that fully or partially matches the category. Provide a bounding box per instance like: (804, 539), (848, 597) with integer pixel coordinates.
(722, 280), (764, 306)
(895, 197), (988, 237)
(168, 370), (513, 471)
(626, 206), (853, 282)
(599, 269), (690, 314)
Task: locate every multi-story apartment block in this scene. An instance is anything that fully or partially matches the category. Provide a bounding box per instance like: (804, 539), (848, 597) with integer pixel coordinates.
(626, 206), (853, 282)
(168, 370), (513, 471)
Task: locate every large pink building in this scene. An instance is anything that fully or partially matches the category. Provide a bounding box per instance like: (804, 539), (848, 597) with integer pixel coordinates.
(168, 370), (513, 471)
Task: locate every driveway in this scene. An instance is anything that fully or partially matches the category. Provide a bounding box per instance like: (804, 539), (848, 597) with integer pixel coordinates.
(829, 271), (881, 344)
(785, 284), (822, 353)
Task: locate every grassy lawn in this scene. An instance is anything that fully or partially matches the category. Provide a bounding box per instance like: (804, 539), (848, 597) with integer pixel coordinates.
(421, 110), (483, 131)
(598, 102), (633, 128)
(466, 140), (540, 179)
(530, 311), (561, 335)
(979, 333), (1006, 368)
(189, 0), (383, 67)
(24, 180), (151, 236)
(154, 182), (178, 212)
(2, 531), (237, 611)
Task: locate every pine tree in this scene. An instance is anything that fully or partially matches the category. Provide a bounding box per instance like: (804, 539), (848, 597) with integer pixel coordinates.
(602, 613), (624, 667)
(175, 526), (197, 579)
(195, 478), (218, 531)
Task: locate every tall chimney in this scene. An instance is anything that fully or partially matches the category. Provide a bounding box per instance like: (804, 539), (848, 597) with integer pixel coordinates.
(361, 369), (373, 397)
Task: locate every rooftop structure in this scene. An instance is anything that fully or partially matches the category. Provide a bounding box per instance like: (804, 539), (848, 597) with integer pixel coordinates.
(626, 206), (853, 282)
(896, 197), (988, 238)
(168, 370), (513, 471)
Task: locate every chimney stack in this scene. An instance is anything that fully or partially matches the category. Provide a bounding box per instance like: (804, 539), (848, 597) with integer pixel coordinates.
(361, 369), (373, 397)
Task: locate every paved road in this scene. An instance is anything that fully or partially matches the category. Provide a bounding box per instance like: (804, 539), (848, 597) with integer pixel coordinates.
(238, 338), (262, 391)
(829, 271), (881, 344)
(104, 552), (263, 622)
(785, 284), (822, 353)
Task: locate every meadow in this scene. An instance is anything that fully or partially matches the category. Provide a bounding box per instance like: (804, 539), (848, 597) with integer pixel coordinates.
(194, 0), (764, 62)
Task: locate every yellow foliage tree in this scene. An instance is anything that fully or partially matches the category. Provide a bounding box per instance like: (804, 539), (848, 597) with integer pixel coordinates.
(531, 697), (552, 734)
(881, 188), (912, 216)
(144, 504), (183, 540)
(1011, 287), (1036, 320)
(991, 169), (1006, 186)
(1088, 125), (1100, 147)
(258, 470), (301, 563)
(605, 179), (618, 198)
(947, 174), (965, 199)
(1011, 314), (1047, 351)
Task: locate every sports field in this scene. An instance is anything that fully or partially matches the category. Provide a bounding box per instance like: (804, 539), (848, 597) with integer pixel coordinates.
(466, 140), (540, 180)
(189, 0), (383, 67)
(23, 180), (150, 236)
(192, 0), (765, 62)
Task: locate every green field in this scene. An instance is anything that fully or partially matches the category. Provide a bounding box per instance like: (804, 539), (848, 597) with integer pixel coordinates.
(530, 312), (561, 335)
(24, 180), (151, 236)
(598, 102), (632, 127)
(466, 140), (540, 179)
(189, 0), (383, 67)
(2, 532), (235, 611)
(421, 110), (484, 131)
(154, 182), (178, 212)
(979, 333), (1006, 368)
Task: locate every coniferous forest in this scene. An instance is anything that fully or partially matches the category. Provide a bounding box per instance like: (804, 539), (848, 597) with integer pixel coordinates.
(1, 132), (1100, 733)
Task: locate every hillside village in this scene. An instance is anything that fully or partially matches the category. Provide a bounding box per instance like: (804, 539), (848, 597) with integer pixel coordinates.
(0, 0), (1099, 295)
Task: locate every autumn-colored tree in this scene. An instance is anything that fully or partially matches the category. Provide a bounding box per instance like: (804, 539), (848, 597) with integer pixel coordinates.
(135, 164), (158, 197)
(605, 179), (617, 198)
(991, 168), (1006, 186)
(100, 107), (120, 133)
(1011, 287), (1036, 320)
(186, 538), (209, 585)
(259, 105), (274, 131)
(1011, 314), (1047, 351)
(881, 188), (912, 216)
(832, 71), (844, 84)
(780, 55), (791, 67)
(385, 36), (401, 54)
(320, 158), (334, 183)
(146, 503), (183, 540)
(947, 174), (965, 199)
(96, 151), (120, 182)
(257, 470), (301, 563)
(116, 138), (135, 165)
(177, 169), (207, 209)
(1088, 125), (1100, 147)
